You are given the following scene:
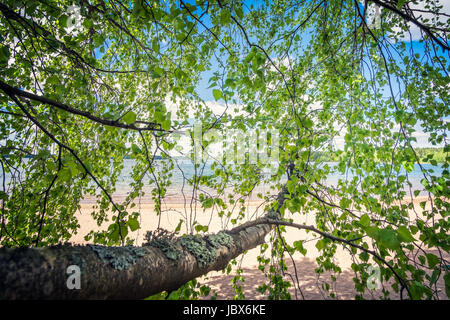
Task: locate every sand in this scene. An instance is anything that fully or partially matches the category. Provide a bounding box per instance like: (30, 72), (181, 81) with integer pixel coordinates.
(71, 195), (448, 300)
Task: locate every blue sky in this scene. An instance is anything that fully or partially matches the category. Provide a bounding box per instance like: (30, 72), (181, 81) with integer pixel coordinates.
(190, 1), (448, 149)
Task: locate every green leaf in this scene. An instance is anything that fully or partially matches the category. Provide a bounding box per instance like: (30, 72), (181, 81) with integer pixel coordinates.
(194, 224), (208, 233)
(359, 251), (369, 262)
(108, 223), (120, 242)
(58, 15), (69, 28)
(402, 161), (414, 173)
(315, 239), (326, 251)
(0, 191), (8, 201)
(409, 281), (424, 300)
(409, 225), (419, 234)
(235, 6), (244, 19)
(131, 143), (141, 154)
(293, 240), (307, 255)
(397, 226), (415, 243)
(128, 218), (140, 231)
(175, 219), (183, 233)
(379, 228), (400, 250)
(152, 39), (160, 53)
(419, 201), (426, 210)
(83, 19), (93, 29)
(161, 119), (171, 131)
(429, 269), (440, 286)
(59, 167), (72, 182)
(360, 214), (370, 227)
(155, 111), (165, 123)
(46, 75), (60, 85)
(145, 292), (168, 300)
(365, 226), (380, 241)
(397, 0), (408, 9)
(425, 253), (440, 269)
(202, 197), (214, 209)
(123, 111), (136, 124)
(304, 118), (313, 129)
(444, 273), (450, 299)
(286, 180), (296, 194)
(340, 198), (351, 209)
(212, 89), (222, 100)
(219, 10), (231, 25)
(152, 66), (164, 78)
(0, 45), (10, 65)
(418, 255), (426, 265)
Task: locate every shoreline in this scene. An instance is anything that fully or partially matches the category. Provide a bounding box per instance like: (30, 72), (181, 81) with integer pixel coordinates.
(73, 195), (441, 245)
(71, 195), (448, 300)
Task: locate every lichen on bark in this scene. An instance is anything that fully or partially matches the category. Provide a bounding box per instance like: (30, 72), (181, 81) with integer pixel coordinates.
(180, 235), (216, 268)
(143, 228), (182, 260)
(207, 232), (234, 248)
(88, 245), (148, 270)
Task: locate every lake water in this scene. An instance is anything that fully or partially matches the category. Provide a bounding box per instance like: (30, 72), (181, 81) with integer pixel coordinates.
(1, 159), (444, 203)
(102, 159), (444, 203)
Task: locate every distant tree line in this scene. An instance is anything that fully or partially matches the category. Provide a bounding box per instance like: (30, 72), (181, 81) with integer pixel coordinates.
(312, 148), (447, 164)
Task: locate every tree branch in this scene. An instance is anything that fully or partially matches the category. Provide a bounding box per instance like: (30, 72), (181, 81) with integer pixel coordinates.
(0, 212), (276, 299)
(369, 0), (449, 51)
(0, 80), (165, 132)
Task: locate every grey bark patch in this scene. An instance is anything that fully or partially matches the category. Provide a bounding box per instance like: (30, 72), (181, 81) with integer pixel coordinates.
(70, 254), (87, 273)
(42, 281), (54, 296)
(88, 245), (148, 270)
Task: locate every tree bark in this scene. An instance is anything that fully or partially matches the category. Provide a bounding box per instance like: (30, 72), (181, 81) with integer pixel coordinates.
(0, 218), (275, 300)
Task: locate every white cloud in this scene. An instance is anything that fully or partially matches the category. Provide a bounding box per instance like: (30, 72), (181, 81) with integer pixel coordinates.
(389, 0), (450, 41)
(165, 96), (247, 121)
(331, 121), (444, 150)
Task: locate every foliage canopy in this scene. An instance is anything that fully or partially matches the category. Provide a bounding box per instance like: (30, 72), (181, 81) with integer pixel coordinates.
(0, 0), (449, 300)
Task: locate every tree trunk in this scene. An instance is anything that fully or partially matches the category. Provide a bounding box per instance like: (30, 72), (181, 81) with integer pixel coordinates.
(0, 218), (274, 300)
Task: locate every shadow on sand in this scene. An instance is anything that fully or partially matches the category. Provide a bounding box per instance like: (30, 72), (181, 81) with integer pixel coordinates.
(200, 257), (447, 300)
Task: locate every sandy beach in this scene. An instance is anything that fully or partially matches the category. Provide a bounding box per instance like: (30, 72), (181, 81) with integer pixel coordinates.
(71, 195), (448, 300)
